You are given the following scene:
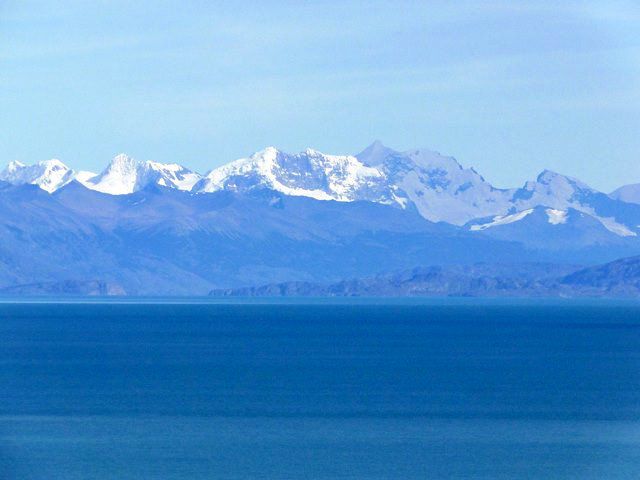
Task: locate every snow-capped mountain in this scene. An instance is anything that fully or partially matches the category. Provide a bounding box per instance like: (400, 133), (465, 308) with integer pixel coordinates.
(356, 145), (639, 234)
(356, 144), (639, 232)
(356, 142), (514, 225)
(0, 154), (201, 195)
(78, 154), (201, 195)
(2, 143), (639, 238)
(0, 159), (77, 193)
(195, 146), (396, 203)
(510, 170), (595, 212)
(195, 142), (515, 225)
(2, 142), (640, 295)
(506, 170), (639, 237)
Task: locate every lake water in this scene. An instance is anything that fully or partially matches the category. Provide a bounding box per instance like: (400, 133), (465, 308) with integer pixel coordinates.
(1, 301), (640, 479)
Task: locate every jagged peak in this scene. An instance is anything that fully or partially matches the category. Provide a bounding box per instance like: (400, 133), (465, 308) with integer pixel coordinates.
(303, 147), (322, 156)
(95, 154), (146, 181)
(81, 153), (202, 195)
(224, 146), (366, 173)
(108, 153), (138, 167)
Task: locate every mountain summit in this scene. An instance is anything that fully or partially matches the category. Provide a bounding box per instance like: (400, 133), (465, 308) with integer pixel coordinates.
(195, 146), (395, 203)
(363, 146), (515, 224)
(79, 154), (202, 195)
(0, 159), (76, 193)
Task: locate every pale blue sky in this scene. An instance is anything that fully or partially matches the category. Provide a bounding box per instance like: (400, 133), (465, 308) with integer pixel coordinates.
(1, 0), (639, 190)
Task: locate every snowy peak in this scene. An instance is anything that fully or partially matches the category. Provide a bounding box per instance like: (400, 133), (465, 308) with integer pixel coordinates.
(146, 161), (202, 190)
(196, 147), (395, 203)
(0, 158), (76, 193)
(511, 169), (595, 213)
(81, 153), (202, 195)
(533, 169), (593, 195)
(505, 169), (640, 237)
(106, 153), (138, 176)
(81, 154), (143, 194)
(372, 147), (514, 225)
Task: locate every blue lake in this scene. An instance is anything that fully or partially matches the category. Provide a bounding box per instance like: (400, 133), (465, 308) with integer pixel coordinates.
(1, 301), (639, 479)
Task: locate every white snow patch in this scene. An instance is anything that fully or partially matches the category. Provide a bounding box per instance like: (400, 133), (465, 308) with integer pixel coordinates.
(470, 209), (535, 231)
(546, 209), (567, 225)
(596, 216), (637, 237)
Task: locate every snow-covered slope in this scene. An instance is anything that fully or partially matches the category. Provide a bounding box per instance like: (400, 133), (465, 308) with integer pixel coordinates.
(356, 143), (515, 224)
(79, 154), (201, 195)
(74, 170), (99, 184)
(0, 159), (78, 193)
(469, 209), (536, 231)
(468, 207), (579, 232)
(356, 144), (639, 233)
(195, 147), (396, 203)
(195, 142), (516, 225)
(511, 170), (594, 210)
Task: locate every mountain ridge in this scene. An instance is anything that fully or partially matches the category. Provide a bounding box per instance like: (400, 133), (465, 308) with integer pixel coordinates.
(210, 257), (640, 298)
(4, 143), (637, 230)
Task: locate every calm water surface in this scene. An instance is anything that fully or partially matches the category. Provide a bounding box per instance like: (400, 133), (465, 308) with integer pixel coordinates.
(1, 301), (639, 479)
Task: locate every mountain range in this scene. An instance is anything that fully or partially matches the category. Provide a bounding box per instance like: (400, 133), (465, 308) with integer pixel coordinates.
(1, 142), (639, 296)
(211, 257), (640, 298)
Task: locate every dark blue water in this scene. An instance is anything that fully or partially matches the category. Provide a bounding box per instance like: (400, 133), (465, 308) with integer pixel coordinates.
(1, 301), (640, 479)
